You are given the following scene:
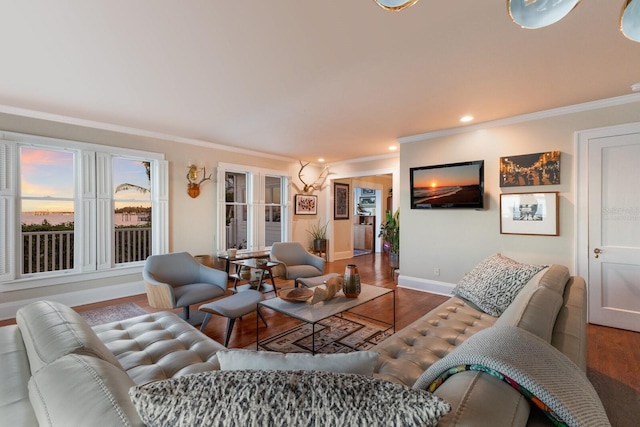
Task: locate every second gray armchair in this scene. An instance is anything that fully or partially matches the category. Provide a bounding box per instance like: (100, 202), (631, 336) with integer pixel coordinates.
(270, 241), (325, 284)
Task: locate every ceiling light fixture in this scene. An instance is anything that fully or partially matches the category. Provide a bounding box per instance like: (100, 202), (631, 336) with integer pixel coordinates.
(373, 0), (419, 11)
(621, 0), (640, 42)
(389, 145), (398, 151)
(460, 115), (474, 123)
(373, 0), (640, 43)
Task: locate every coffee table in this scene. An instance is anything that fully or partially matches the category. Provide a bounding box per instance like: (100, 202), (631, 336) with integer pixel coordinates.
(257, 283), (395, 354)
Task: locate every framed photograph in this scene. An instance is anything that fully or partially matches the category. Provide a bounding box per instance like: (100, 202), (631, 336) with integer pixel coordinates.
(334, 183), (350, 220)
(500, 192), (559, 236)
(500, 151), (560, 187)
(359, 196), (376, 208)
(294, 194), (317, 215)
(361, 188), (375, 195)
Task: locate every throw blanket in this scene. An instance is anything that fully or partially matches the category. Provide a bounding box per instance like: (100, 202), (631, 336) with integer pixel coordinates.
(412, 326), (610, 427)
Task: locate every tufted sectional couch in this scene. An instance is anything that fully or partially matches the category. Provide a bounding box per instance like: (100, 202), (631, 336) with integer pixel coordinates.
(1, 263), (588, 426)
(372, 264), (588, 426)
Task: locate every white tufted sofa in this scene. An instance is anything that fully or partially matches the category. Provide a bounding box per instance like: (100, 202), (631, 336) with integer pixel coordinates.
(372, 264), (588, 426)
(1, 264), (587, 426)
(1, 300), (226, 426)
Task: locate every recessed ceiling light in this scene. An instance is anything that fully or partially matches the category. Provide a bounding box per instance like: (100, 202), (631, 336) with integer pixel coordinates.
(318, 158), (325, 163)
(632, 82), (640, 92)
(389, 145), (398, 151)
(460, 115), (474, 123)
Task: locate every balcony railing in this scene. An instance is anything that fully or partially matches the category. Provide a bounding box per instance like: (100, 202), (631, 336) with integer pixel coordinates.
(22, 227), (151, 274)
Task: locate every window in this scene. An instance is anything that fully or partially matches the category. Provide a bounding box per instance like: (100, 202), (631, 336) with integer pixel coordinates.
(264, 175), (282, 246)
(225, 171), (248, 250)
(20, 147), (75, 274)
(0, 131), (168, 286)
(217, 163), (288, 252)
(113, 158), (152, 264)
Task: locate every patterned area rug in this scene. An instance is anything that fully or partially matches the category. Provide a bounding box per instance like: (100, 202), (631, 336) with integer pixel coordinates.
(79, 302), (148, 326)
(252, 313), (394, 354)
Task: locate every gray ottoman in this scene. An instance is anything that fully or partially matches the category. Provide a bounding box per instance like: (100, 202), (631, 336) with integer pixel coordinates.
(295, 273), (341, 288)
(199, 290), (266, 346)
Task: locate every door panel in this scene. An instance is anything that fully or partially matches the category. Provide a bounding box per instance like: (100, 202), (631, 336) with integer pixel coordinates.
(588, 132), (640, 332)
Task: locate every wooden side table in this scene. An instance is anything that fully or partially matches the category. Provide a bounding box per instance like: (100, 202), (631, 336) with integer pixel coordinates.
(230, 258), (280, 294)
(217, 250), (271, 273)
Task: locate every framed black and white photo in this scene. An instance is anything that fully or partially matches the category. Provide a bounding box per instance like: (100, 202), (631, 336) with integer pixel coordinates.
(294, 194), (317, 215)
(500, 192), (559, 236)
(334, 183), (350, 220)
(361, 188), (375, 195)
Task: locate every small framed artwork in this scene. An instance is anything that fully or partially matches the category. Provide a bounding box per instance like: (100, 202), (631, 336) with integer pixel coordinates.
(334, 183), (350, 220)
(500, 192), (559, 236)
(361, 188), (375, 195)
(500, 151), (561, 187)
(294, 194), (317, 215)
(359, 196), (376, 208)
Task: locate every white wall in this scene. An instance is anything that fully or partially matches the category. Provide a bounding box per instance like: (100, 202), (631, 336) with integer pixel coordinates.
(397, 96), (640, 294)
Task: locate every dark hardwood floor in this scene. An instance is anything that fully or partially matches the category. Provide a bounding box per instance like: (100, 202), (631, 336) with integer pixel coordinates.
(2, 252), (638, 394)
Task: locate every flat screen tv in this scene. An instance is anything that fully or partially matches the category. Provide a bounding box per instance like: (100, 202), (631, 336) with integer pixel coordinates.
(410, 160), (484, 209)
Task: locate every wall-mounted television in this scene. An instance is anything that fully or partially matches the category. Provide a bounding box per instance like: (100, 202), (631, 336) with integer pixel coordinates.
(410, 160), (484, 209)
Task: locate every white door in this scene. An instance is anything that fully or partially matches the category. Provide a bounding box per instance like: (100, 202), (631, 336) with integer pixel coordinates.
(587, 129), (640, 332)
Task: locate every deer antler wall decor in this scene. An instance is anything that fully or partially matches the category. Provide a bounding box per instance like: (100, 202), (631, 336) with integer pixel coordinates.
(187, 164), (212, 198)
(298, 160), (330, 194)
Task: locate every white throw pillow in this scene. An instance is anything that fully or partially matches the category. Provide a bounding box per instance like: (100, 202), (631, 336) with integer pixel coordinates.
(453, 253), (547, 317)
(217, 349), (379, 376)
(129, 370), (451, 427)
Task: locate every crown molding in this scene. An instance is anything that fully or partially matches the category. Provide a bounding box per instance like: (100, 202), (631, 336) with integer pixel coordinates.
(0, 104), (298, 163)
(398, 93), (640, 144)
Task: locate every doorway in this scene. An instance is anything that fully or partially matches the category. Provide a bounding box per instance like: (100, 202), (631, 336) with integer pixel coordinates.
(577, 122), (640, 333)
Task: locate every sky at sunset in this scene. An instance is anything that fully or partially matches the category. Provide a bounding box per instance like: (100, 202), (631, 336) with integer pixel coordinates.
(21, 147), (150, 212)
(412, 163), (480, 188)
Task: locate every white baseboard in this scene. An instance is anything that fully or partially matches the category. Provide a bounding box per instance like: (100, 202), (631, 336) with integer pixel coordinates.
(398, 274), (454, 296)
(0, 281), (146, 321)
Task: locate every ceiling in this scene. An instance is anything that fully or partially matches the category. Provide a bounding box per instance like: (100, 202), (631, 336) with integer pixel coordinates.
(1, 1), (639, 163)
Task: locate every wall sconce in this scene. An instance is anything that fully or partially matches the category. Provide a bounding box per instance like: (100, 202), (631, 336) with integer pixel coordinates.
(187, 164), (212, 198)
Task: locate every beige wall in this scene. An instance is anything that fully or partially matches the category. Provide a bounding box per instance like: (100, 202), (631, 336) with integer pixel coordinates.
(2, 96), (639, 314)
(398, 99), (640, 292)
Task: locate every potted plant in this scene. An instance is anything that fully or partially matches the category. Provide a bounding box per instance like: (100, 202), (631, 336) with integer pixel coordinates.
(308, 220), (329, 252)
(378, 209), (399, 269)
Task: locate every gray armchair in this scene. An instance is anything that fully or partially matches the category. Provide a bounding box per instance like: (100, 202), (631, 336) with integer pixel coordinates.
(143, 252), (228, 325)
(270, 242), (325, 283)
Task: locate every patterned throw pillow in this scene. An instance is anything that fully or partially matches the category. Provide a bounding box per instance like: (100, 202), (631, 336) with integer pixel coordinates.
(129, 370), (451, 427)
(453, 254), (547, 317)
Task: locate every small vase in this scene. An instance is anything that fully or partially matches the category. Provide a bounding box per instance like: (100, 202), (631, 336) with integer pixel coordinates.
(343, 264), (361, 298)
(240, 266), (251, 280)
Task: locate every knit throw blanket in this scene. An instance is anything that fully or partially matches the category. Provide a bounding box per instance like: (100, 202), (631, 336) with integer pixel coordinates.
(412, 326), (610, 427)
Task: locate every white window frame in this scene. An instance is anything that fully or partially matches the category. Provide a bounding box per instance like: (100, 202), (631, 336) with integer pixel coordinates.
(216, 162), (290, 253)
(0, 131), (168, 291)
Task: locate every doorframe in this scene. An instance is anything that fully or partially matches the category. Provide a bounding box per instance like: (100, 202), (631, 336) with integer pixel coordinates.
(327, 166), (399, 261)
(575, 121), (640, 281)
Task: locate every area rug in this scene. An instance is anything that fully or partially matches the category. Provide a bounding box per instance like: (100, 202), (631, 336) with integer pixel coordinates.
(587, 368), (640, 427)
(251, 313), (394, 354)
(79, 302), (148, 326)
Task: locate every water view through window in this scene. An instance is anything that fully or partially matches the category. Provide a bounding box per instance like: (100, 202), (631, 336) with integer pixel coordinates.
(20, 149), (152, 274)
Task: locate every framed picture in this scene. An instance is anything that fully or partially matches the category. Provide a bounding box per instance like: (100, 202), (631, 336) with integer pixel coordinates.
(500, 192), (559, 236)
(499, 151), (561, 187)
(361, 188), (375, 195)
(334, 183), (350, 220)
(359, 196), (376, 208)
(294, 194), (317, 215)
